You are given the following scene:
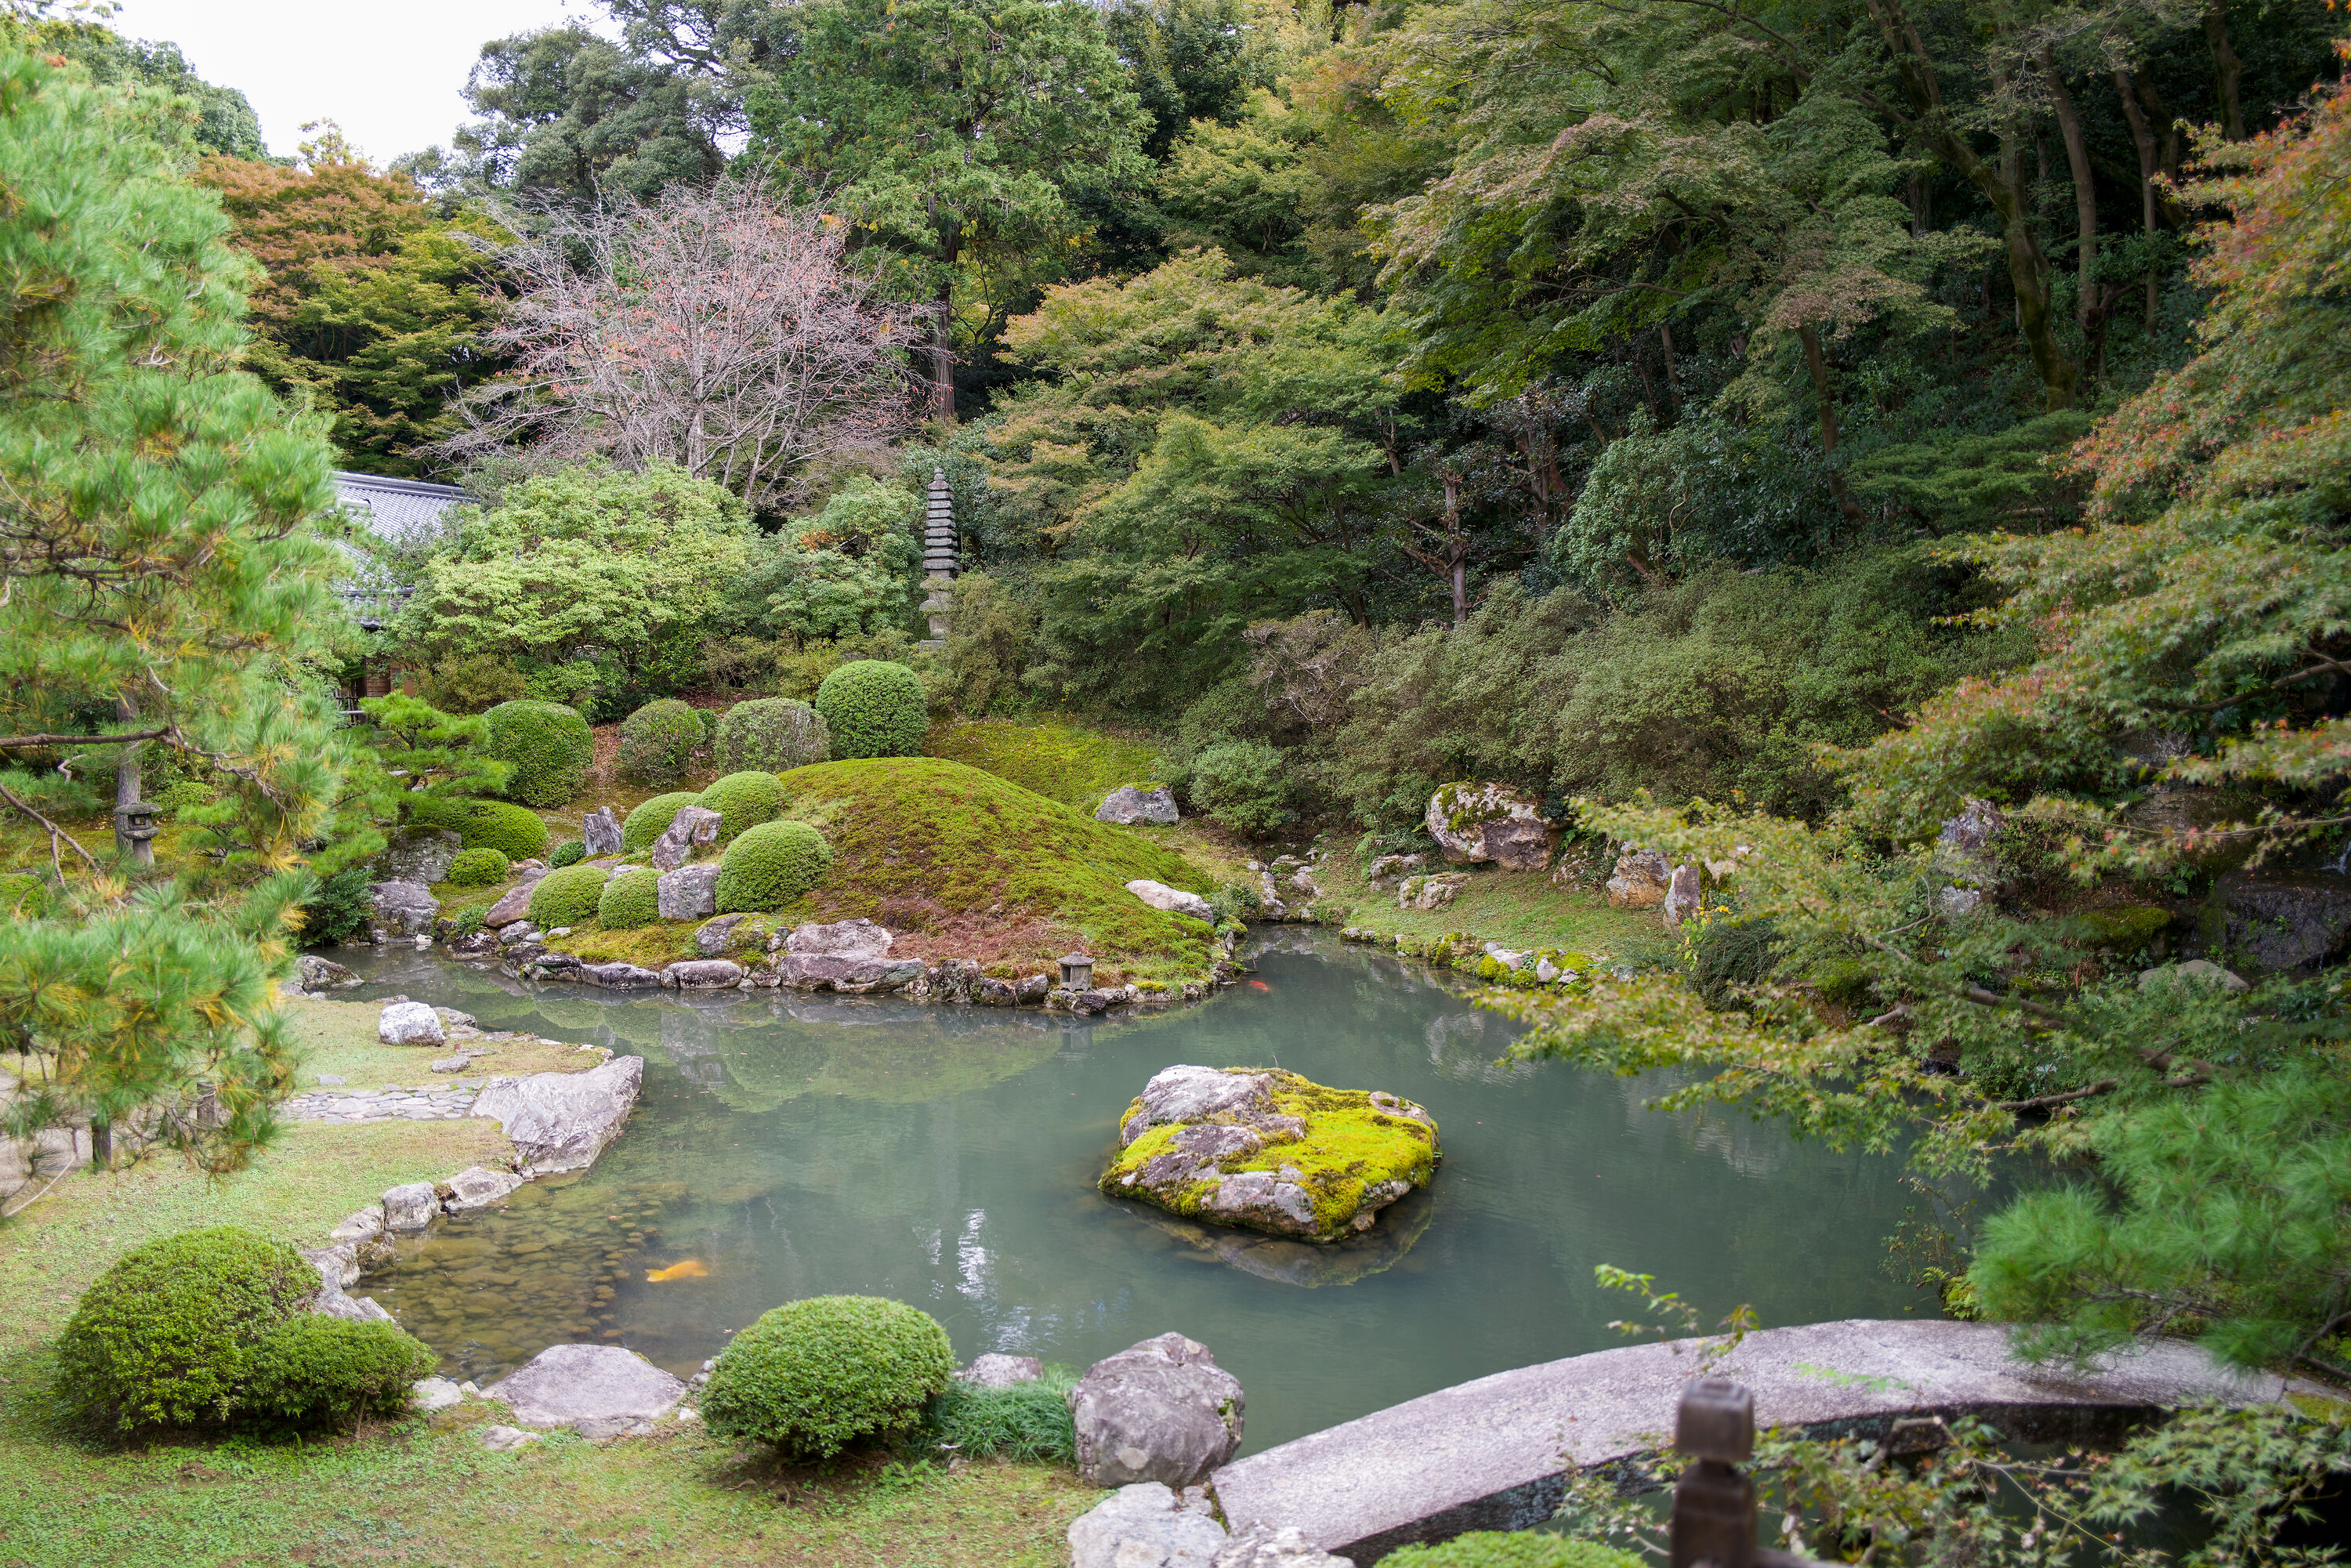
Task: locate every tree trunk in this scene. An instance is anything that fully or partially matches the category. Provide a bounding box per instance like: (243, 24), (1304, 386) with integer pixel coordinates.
(2115, 67), (2164, 332)
(2041, 49), (2102, 348)
(1444, 469), (1467, 628)
(1797, 324), (1866, 523)
(89, 1118), (111, 1171)
(114, 696), (145, 864)
(1657, 322), (1679, 413)
(2204, 3), (2246, 140)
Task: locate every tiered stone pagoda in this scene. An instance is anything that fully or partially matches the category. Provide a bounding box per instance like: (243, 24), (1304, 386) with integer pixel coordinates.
(918, 467), (957, 649)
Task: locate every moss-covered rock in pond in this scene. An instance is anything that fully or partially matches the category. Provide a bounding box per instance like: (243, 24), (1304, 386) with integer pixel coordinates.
(1099, 1064), (1438, 1244)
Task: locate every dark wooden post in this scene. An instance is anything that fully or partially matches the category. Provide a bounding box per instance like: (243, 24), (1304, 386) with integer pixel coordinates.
(1671, 1377), (1809, 1568)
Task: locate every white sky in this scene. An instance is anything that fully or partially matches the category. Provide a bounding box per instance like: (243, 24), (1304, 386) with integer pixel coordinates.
(103, 0), (620, 163)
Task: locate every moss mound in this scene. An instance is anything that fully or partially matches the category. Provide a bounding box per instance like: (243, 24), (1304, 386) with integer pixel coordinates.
(767, 758), (1215, 979)
(701, 1295), (953, 1460)
(599, 866), (662, 929)
(529, 863), (609, 927)
(1383, 1536), (1646, 1568)
(403, 795), (549, 861)
(926, 718), (1162, 811)
(481, 700), (593, 806)
(1101, 1068), (1440, 1244)
(813, 661), (927, 760)
(715, 697), (831, 773)
(617, 697), (704, 784)
(716, 820), (833, 913)
(699, 770), (786, 842)
(622, 791), (705, 853)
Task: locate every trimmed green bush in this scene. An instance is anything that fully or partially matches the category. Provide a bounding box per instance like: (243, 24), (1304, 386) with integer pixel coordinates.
(1382, 1537), (1646, 1568)
(239, 1315), (435, 1430)
(623, 791), (705, 853)
(701, 1295), (954, 1459)
(403, 796), (549, 862)
(617, 697), (705, 784)
(481, 699), (593, 807)
(54, 1226), (318, 1432)
(445, 847), (510, 886)
(1190, 740), (1295, 836)
(699, 770), (786, 841)
(812, 662), (926, 761)
(715, 697), (831, 773)
(923, 1370), (1078, 1461)
(549, 838), (586, 868)
(715, 820), (833, 913)
(528, 864), (609, 928)
(598, 867), (662, 929)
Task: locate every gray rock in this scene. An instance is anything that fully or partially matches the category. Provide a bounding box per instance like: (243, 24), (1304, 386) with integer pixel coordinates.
(382, 1181), (440, 1230)
(1366, 853), (1424, 889)
(328, 1206), (386, 1243)
(1128, 879), (1215, 921)
(1096, 785), (1181, 827)
(976, 976), (1017, 1005)
(301, 1240), (360, 1291)
(581, 961), (665, 989)
(650, 805), (723, 872)
(481, 1342), (686, 1430)
(375, 826), (464, 885)
(1215, 1525), (1353, 1568)
(1940, 886), (1985, 918)
(1937, 798), (2006, 858)
(1069, 1332), (1244, 1489)
(315, 1073), (347, 1086)
(483, 882), (538, 929)
(471, 1055), (644, 1174)
(1125, 1065), (1276, 1143)
(295, 954), (360, 989)
(378, 1000), (446, 1047)
(1202, 1171), (1317, 1231)
(2213, 867), (2351, 971)
(582, 806), (624, 857)
(695, 913), (747, 955)
(1016, 973), (1053, 1003)
(1067, 1483), (1228, 1568)
(1425, 783), (1557, 872)
(428, 1052), (476, 1074)
(314, 1288), (394, 1323)
(477, 1424), (539, 1452)
(412, 1377), (465, 1413)
(1603, 849), (1672, 911)
(780, 918), (897, 990)
(787, 917), (893, 961)
(1662, 864), (1703, 929)
(1396, 874), (1466, 912)
(444, 1164), (525, 1211)
(956, 1353), (1045, 1389)
(369, 881), (440, 939)
(655, 862), (722, 922)
(2141, 958), (2250, 994)
(668, 958), (744, 988)
(497, 919), (540, 949)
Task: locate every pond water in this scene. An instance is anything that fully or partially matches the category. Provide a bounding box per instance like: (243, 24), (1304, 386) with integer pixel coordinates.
(332, 931), (1935, 1452)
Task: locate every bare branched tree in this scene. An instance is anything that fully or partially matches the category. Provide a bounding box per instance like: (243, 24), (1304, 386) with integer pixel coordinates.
(440, 179), (922, 509)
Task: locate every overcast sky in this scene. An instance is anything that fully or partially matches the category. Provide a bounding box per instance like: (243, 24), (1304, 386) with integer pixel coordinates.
(104, 0), (618, 163)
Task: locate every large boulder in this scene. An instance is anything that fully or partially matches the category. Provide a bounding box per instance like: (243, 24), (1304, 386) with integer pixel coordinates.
(378, 1000), (445, 1047)
(295, 954), (360, 989)
(649, 804), (723, 872)
(369, 881), (440, 939)
(375, 827), (463, 885)
(1128, 879), (1215, 921)
(482, 874), (549, 928)
(668, 958), (744, 988)
(1603, 849), (1672, 910)
(1097, 785), (1180, 827)
(656, 863), (721, 921)
(581, 961), (664, 990)
(1067, 1483), (1229, 1568)
(781, 916), (896, 989)
(695, 914), (747, 955)
(2213, 867), (2351, 971)
(1425, 783), (1557, 873)
(1662, 863), (1703, 929)
(1069, 1333), (1245, 1489)
(444, 1164), (525, 1212)
(481, 1342), (686, 1433)
(382, 1181), (440, 1230)
(471, 1055), (644, 1174)
(581, 806), (624, 857)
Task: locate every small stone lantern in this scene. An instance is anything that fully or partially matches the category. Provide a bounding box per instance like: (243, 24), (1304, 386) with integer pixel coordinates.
(1058, 953), (1096, 989)
(113, 799), (160, 867)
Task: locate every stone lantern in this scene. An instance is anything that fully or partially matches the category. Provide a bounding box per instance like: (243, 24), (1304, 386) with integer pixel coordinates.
(918, 467), (958, 650)
(113, 799), (160, 867)
(1058, 952), (1096, 989)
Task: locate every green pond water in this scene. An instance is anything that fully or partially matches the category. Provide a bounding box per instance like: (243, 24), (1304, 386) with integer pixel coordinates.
(334, 930), (1934, 1451)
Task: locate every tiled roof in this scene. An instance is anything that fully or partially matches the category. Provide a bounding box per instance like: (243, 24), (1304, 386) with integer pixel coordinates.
(333, 470), (470, 546)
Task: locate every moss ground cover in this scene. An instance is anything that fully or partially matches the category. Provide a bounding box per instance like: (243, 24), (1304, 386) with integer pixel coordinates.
(925, 716), (1163, 812)
(1312, 856), (1650, 955)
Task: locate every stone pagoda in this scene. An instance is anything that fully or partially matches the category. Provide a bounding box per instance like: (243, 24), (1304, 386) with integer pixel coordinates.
(918, 467), (957, 649)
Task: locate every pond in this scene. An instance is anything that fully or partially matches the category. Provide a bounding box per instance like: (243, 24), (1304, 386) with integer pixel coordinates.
(332, 930), (1935, 1452)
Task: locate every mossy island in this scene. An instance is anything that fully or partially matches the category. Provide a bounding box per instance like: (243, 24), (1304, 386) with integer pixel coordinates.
(1100, 1065), (1440, 1244)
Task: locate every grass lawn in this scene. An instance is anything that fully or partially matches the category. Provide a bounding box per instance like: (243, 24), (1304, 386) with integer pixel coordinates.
(1310, 855), (1653, 957)
(289, 996), (606, 1088)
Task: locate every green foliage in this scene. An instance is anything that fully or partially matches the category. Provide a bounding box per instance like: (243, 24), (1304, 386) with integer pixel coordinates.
(713, 698), (831, 774)
(0, 871), (53, 918)
(237, 1315), (435, 1430)
(527, 864), (609, 928)
(699, 771), (787, 842)
(445, 848), (509, 887)
(415, 654), (528, 715)
(940, 571), (1039, 716)
(700, 1295), (955, 1460)
(153, 779), (216, 818)
(36, 24), (264, 161)
(480, 700), (592, 808)
(1188, 740), (1295, 837)
(1382, 1535), (1645, 1568)
(357, 694), (511, 801)
(715, 820), (835, 914)
(296, 866), (376, 947)
(596, 867), (662, 929)
(53, 1226), (318, 1432)
(616, 698), (705, 785)
(750, 480), (921, 644)
(401, 796), (549, 862)
(622, 791), (705, 853)
(922, 1371), (1078, 1463)
(548, 838), (585, 869)
(813, 661), (928, 761)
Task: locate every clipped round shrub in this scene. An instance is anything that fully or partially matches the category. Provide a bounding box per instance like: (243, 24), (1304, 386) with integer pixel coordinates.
(54, 1226), (318, 1432)
(598, 867), (662, 929)
(622, 790), (705, 853)
(811, 662), (926, 761)
(1190, 740), (1295, 837)
(445, 847), (511, 886)
(617, 697), (704, 784)
(698, 770), (786, 842)
(481, 699), (593, 807)
(1382, 1535), (1646, 1568)
(701, 1295), (954, 1459)
(528, 863), (610, 928)
(238, 1315), (436, 1431)
(404, 795), (549, 861)
(715, 697), (831, 773)
(715, 820), (833, 914)
(549, 838), (586, 869)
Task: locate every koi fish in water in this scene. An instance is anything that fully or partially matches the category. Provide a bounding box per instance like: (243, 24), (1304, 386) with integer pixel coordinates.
(1248, 980), (1271, 990)
(645, 1259), (710, 1283)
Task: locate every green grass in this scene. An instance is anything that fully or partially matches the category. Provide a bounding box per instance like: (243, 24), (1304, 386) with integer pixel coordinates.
(923, 717), (1163, 813)
(1311, 856), (1650, 956)
(287, 997), (604, 1088)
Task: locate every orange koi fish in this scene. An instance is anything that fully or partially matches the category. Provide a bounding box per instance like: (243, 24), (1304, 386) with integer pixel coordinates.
(646, 1259), (710, 1282)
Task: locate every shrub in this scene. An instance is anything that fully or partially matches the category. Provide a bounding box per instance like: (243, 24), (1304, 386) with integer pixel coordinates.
(622, 791), (705, 853)
(699, 770), (786, 841)
(1382, 1535), (1646, 1568)
(296, 865), (375, 945)
(617, 697), (705, 784)
(715, 820), (833, 914)
(238, 1315), (435, 1430)
(701, 1295), (954, 1459)
(549, 838), (586, 868)
(154, 779), (215, 817)
(446, 847), (510, 886)
(714, 697), (831, 773)
(417, 653), (527, 714)
(54, 1226), (318, 1432)
(697, 708), (722, 745)
(528, 864), (610, 928)
(1190, 741), (1295, 836)
(812, 661), (926, 760)
(403, 796), (549, 861)
(923, 1371), (1077, 1461)
(481, 699), (593, 807)
(598, 867), (661, 928)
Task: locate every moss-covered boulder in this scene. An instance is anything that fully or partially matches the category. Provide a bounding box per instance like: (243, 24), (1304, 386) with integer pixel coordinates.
(1099, 1065), (1438, 1244)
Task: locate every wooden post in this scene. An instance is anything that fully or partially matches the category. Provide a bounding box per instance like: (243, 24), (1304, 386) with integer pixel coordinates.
(1671, 1377), (1812, 1568)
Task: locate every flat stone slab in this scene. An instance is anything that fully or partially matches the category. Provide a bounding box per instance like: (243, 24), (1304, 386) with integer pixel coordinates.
(1210, 1318), (2319, 1563)
(471, 1055), (643, 1173)
(482, 1342), (686, 1431)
